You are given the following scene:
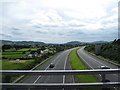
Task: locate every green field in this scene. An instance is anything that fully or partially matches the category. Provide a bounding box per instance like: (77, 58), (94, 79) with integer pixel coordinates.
(1, 59), (34, 70)
(2, 52), (22, 54)
(5, 49), (16, 52)
(4, 48), (39, 52)
(70, 48), (100, 90)
(2, 51), (30, 55)
(2, 54), (28, 59)
(17, 48), (39, 51)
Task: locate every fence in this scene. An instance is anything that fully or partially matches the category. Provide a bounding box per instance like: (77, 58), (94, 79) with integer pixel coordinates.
(0, 69), (120, 89)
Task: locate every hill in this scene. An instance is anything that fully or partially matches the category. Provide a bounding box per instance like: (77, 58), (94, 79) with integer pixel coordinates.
(92, 41), (108, 44)
(0, 40), (45, 45)
(65, 41), (81, 45)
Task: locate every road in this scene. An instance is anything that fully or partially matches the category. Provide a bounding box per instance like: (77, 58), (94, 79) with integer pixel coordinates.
(77, 46), (119, 90)
(14, 46), (119, 90)
(17, 48), (76, 90)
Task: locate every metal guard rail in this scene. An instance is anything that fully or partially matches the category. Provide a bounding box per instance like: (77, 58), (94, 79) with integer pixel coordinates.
(1, 69), (120, 88)
(1, 82), (120, 88)
(1, 69), (120, 75)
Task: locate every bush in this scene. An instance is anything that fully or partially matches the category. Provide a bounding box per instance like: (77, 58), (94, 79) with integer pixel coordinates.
(85, 43), (120, 63)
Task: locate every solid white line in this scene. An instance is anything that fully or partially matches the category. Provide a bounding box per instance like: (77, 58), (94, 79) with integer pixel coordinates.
(78, 48), (119, 90)
(13, 57), (51, 83)
(33, 52), (64, 83)
(63, 53), (68, 84)
(86, 54), (107, 66)
(62, 51), (70, 90)
(78, 52), (94, 69)
(33, 62), (52, 83)
(77, 50), (103, 78)
(70, 61), (75, 83)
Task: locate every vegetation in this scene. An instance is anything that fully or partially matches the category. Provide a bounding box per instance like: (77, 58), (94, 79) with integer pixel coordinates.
(1, 43), (78, 83)
(2, 54), (28, 59)
(1, 59), (35, 83)
(2, 52), (22, 54)
(70, 48), (99, 83)
(1, 60), (34, 70)
(17, 48), (39, 51)
(85, 39), (120, 64)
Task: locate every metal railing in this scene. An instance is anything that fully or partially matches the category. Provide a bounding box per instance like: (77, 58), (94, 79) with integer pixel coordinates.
(1, 82), (119, 88)
(0, 69), (120, 89)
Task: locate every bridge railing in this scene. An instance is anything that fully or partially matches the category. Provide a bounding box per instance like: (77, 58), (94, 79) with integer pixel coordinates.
(0, 69), (120, 89)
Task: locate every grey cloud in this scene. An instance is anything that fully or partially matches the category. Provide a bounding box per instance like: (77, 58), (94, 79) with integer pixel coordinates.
(12, 31), (23, 35)
(11, 27), (20, 30)
(36, 31), (46, 34)
(33, 25), (41, 28)
(66, 31), (84, 36)
(0, 34), (12, 38)
(101, 21), (115, 25)
(57, 32), (64, 36)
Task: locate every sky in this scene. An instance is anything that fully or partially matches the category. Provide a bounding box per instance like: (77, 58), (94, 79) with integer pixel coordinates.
(0, 0), (119, 43)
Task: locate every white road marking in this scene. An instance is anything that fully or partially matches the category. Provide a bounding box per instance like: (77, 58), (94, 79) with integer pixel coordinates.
(33, 65), (49, 83)
(62, 50), (71, 90)
(33, 52), (64, 83)
(27, 52), (64, 90)
(78, 52), (94, 69)
(86, 53), (107, 66)
(63, 53), (68, 84)
(69, 61), (75, 83)
(77, 48), (119, 90)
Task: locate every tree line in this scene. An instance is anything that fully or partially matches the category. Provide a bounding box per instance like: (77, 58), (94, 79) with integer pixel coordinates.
(85, 39), (120, 64)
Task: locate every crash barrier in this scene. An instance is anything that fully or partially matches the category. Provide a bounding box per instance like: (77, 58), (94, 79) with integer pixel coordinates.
(0, 69), (120, 89)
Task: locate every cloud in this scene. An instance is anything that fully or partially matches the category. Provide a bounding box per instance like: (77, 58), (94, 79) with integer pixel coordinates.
(1, 0), (118, 43)
(12, 31), (23, 35)
(33, 25), (41, 28)
(11, 27), (20, 30)
(0, 34), (12, 38)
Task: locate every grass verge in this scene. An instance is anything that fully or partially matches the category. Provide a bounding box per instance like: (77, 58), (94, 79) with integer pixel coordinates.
(70, 48), (100, 90)
(1, 59), (34, 70)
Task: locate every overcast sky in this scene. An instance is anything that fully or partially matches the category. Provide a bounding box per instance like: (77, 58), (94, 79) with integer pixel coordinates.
(0, 0), (119, 43)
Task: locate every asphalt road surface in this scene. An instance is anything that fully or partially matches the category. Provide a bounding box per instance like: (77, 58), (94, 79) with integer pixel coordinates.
(12, 46), (119, 90)
(77, 46), (119, 90)
(16, 48), (76, 90)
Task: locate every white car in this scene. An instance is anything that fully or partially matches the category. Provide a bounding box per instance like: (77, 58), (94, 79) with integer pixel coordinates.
(100, 66), (110, 69)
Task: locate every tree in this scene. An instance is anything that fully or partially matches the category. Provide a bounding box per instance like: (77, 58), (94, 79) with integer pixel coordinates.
(2, 45), (12, 52)
(40, 46), (45, 51)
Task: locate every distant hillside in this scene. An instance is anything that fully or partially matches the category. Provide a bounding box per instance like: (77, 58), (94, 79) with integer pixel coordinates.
(65, 41), (81, 45)
(1, 40), (14, 45)
(0, 40), (110, 45)
(0, 40), (45, 45)
(92, 41), (108, 44)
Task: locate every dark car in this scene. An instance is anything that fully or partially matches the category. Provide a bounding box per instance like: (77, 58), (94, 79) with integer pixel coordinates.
(100, 66), (110, 69)
(49, 63), (55, 68)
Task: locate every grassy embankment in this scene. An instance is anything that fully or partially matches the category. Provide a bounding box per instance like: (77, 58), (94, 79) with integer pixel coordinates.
(70, 48), (100, 90)
(85, 44), (120, 65)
